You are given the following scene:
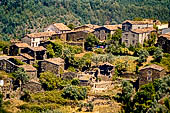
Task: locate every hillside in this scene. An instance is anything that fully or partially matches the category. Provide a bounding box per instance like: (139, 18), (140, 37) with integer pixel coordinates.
(0, 0), (170, 40)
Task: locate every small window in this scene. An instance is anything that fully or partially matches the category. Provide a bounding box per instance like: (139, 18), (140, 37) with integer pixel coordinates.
(133, 34), (135, 37)
(132, 40), (135, 44)
(33, 38), (35, 41)
(147, 70), (152, 81)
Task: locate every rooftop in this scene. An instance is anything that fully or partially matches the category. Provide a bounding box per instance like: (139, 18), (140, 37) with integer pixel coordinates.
(132, 27), (156, 34)
(53, 23), (71, 31)
(28, 46), (46, 51)
(140, 64), (164, 71)
(103, 24), (122, 31)
(27, 31), (57, 38)
(159, 32), (170, 40)
(18, 64), (37, 71)
(10, 56), (27, 61)
(44, 58), (64, 65)
(123, 20), (154, 25)
(15, 43), (30, 48)
(20, 53), (34, 60)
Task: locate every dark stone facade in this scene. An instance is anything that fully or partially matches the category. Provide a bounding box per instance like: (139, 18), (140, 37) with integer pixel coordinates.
(139, 65), (166, 86)
(157, 36), (170, 53)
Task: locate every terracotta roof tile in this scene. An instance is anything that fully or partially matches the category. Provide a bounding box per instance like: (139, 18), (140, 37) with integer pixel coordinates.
(103, 24), (122, 31)
(159, 33), (170, 40)
(28, 46), (46, 51)
(27, 31), (57, 38)
(44, 58), (64, 65)
(15, 43), (30, 48)
(132, 27), (156, 34)
(140, 64), (164, 71)
(20, 53), (34, 60)
(18, 65), (37, 71)
(53, 23), (71, 31)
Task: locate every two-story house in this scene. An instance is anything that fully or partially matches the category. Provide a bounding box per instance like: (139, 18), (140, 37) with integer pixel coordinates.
(21, 32), (57, 47)
(121, 20), (156, 47)
(94, 24), (122, 41)
(122, 27), (156, 47)
(44, 23), (71, 34)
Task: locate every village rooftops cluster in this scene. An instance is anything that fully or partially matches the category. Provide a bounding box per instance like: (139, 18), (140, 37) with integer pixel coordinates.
(26, 31), (57, 38)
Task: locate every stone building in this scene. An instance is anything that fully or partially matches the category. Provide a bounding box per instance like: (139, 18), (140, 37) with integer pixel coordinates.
(122, 20), (154, 31)
(27, 46), (47, 60)
(18, 65), (37, 81)
(39, 58), (64, 75)
(22, 31), (57, 47)
(139, 64), (166, 86)
(73, 24), (100, 32)
(9, 43), (29, 56)
(66, 30), (89, 42)
(20, 53), (35, 64)
(94, 25), (122, 41)
(157, 33), (170, 53)
(21, 81), (43, 93)
(44, 23), (71, 34)
(122, 27), (156, 47)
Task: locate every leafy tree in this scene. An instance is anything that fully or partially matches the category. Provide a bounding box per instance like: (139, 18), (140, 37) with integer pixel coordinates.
(67, 23), (75, 30)
(39, 71), (70, 90)
(153, 47), (163, 62)
(13, 68), (29, 84)
(62, 85), (87, 100)
(71, 78), (80, 85)
(85, 33), (99, 50)
(46, 44), (55, 58)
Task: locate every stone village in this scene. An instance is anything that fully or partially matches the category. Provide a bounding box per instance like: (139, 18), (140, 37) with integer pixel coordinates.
(0, 18), (170, 106)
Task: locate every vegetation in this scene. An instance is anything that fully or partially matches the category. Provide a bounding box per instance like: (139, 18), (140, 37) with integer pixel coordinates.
(85, 33), (99, 50)
(13, 68), (29, 84)
(115, 76), (170, 113)
(1, 0), (170, 40)
(39, 71), (71, 90)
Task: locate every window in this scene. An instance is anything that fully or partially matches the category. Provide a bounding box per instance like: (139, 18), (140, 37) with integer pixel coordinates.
(133, 34), (135, 37)
(147, 70), (152, 81)
(125, 34), (128, 37)
(33, 38), (35, 41)
(132, 40), (135, 44)
(125, 40), (128, 44)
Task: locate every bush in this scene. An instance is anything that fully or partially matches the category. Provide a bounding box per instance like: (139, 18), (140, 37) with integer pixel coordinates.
(94, 48), (104, 54)
(71, 79), (80, 85)
(62, 85), (87, 100)
(67, 66), (76, 72)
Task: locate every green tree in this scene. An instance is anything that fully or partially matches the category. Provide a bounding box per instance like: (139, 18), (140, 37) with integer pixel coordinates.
(13, 68), (29, 84)
(46, 44), (55, 58)
(153, 47), (163, 62)
(85, 33), (99, 50)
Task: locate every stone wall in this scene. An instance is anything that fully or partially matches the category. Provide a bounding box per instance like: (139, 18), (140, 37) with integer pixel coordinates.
(139, 68), (166, 86)
(39, 61), (62, 75)
(22, 82), (43, 93)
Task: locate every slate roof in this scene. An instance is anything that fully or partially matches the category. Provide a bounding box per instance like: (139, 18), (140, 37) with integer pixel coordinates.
(28, 46), (46, 51)
(44, 58), (64, 65)
(18, 64), (37, 71)
(132, 27), (156, 34)
(27, 31), (57, 38)
(123, 20), (154, 25)
(20, 53), (34, 60)
(103, 24), (122, 31)
(15, 43), (29, 48)
(159, 33), (170, 40)
(140, 64), (164, 71)
(53, 23), (71, 31)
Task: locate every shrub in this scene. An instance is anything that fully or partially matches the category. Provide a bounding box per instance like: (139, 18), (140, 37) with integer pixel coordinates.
(62, 85), (87, 100)
(67, 66), (76, 72)
(94, 48), (104, 54)
(71, 79), (80, 85)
